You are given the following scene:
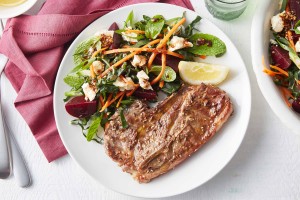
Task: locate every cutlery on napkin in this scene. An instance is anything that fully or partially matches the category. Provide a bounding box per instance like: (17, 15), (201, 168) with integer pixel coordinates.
(0, 0), (194, 162)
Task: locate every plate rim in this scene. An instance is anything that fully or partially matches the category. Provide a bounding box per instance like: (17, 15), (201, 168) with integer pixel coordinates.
(54, 2), (251, 198)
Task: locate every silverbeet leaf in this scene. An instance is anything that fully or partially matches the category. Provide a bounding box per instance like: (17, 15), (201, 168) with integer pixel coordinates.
(73, 36), (99, 65)
(63, 75), (85, 89)
(188, 33), (226, 57)
(145, 15), (165, 39)
(86, 114), (103, 142)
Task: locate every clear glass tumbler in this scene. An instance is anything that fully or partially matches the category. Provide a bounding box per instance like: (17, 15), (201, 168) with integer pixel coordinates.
(205, 0), (248, 21)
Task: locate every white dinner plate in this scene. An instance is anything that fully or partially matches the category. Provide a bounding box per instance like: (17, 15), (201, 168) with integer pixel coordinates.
(251, 0), (300, 135)
(54, 3), (251, 198)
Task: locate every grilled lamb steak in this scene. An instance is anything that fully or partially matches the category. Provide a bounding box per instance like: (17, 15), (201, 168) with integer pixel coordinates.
(104, 84), (233, 183)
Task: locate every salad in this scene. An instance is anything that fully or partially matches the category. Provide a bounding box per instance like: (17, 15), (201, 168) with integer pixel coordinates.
(63, 11), (227, 143)
(265, 0), (300, 113)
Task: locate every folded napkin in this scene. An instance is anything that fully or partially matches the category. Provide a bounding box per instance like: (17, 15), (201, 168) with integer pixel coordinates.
(0, 0), (194, 162)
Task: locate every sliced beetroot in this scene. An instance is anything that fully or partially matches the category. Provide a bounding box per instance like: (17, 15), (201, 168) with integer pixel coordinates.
(289, 0), (300, 21)
(292, 98), (300, 113)
(153, 54), (181, 73)
(270, 45), (292, 70)
(292, 32), (300, 43)
(133, 88), (157, 101)
(65, 96), (97, 118)
(109, 22), (122, 49)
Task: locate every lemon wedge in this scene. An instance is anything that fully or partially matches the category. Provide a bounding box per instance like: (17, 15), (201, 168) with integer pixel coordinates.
(178, 61), (229, 85)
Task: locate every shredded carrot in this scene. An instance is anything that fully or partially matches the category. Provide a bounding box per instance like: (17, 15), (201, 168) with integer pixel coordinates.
(263, 68), (281, 77)
(99, 39), (161, 78)
(103, 48), (154, 55)
(116, 92), (125, 108)
(156, 18), (186, 49)
(126, 86), (138, 97)
(151, 47), (166, 85)
(105, 122), (109, 130)
(91, 47), (108, 58)
(100, 93), (113, 112)
(90, 65), (95, 79)
(287, 30), (296, 52)
(165, 50), (184, 59)
(270, 65), (288, 76)
(125, 30), (145, 34)
(280, 87), (293, 107)
(159, 80), (164, 88)
(147, 52), (157, 69)
(199, 55), (207, 59)
(99, 95), (104, 106)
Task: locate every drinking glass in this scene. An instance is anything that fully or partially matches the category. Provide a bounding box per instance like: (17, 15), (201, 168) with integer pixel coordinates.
(205, 0), (248, 21)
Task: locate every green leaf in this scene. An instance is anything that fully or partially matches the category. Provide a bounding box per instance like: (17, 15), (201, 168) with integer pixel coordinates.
(188, 33), (226, 56)
(280, 0), (288, 12)
(161, 80), (181, 94)
(70, 58), (95, 74)
(132, 40), (149, 47)
(294, 20), (300, 34)
(86, 114), (103, 141)
(125, 11), (135, 28)
(64, 90), (82, 97)
(120, 109), (128, 129)
(183, 15), (201, 37)
(150, 65), (176, 82)
(165, 17), (182, 26)
(63, 75), (85, 89)
(145, 15), (165, 39)
(73, 36), (99, 65)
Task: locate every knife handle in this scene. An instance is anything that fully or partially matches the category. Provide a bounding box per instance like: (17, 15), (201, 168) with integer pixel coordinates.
(0, 102), (11, 179)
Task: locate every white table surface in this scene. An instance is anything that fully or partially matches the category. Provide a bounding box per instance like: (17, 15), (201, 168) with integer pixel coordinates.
(1, 0), (300, 199)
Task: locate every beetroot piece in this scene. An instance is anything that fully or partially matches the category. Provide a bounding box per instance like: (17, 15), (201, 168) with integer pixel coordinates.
(65, 96), (97, 118)
(289, 0), (300, 21)
(109, 22), (122, 49)
(133, 88), (157, 101)
(292, 98), (300, 113)
(270, 45), (292, 70)
(292, 32), (300, 43)
(153, 54), (181, 73)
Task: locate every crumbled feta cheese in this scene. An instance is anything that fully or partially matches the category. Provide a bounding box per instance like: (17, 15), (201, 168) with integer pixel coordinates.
(113, 77), (135, 91)
(82, 83), (97, 101)
(168, 36), (193, 52)
(295, 39), (300, 53)
(137, 70), (153, 90)
(92, 61), (105, 75)
(121, 32), (138, 43)
(94, 30), (114, 38)
(131, 55), (147, 68)
(271, 13), (284, 32)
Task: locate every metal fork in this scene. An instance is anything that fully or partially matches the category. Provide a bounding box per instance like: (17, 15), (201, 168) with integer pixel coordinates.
(0, 19), (31, 187)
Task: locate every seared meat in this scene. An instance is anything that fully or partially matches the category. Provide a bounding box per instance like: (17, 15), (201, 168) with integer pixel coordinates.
(104, 84), (233, 183)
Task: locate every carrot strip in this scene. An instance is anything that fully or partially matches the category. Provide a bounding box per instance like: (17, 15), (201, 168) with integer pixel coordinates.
(199, 55), (207, 59)
(90, 65), (95, 79)
(280, 87), (293, 107)
(156, 18), (186, 49)
(116, 93), (125, 108)
(263, 68), (281, 77)
(99, 39), (161, 78)
(125, 30), (145, 34)
(159, 80), (164, 88)
(100, 93), (113, 112)
(126, 86), (138, 97)
(270, 65), (288, 76)
(147, 52), (157, 69)
(287, 30), (296, 52)
(151, 47), (166, 85)
(103, 48), (154, 55)
(165, 50), (184, 59)
(91, 47), (108, 58)
(99, 95), (104, 106)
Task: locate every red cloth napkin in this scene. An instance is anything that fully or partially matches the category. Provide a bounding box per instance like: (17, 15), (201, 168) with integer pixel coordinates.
(0, 0), (194, 162)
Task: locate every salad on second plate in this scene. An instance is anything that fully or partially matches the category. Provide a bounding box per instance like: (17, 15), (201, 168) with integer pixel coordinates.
(63, 11), (228, 143)
(265, 0), (300, 113)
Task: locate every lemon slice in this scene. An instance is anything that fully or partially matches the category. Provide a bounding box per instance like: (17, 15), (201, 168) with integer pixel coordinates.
(0, 0), (26, 6)
(178, 61), (229, 85)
